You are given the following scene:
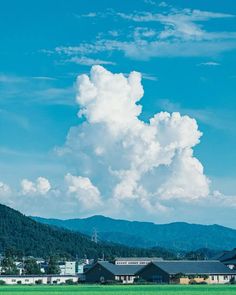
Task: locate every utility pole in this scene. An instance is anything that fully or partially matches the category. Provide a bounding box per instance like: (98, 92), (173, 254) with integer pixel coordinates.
(91, 228), (98, 244)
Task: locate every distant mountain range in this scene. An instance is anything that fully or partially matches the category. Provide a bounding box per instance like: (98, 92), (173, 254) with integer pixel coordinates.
(32, 215), (236, 252)
(0, 204), (174, 259)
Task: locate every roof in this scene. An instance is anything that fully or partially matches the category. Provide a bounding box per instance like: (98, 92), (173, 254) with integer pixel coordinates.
(211, 249), (236, 262)
(224, 259), (236, 265)
(0, 275), (78, 278)
(114, 257), (163, 261)
(89, 261), (143, 276)
(147, 260), (236, 275)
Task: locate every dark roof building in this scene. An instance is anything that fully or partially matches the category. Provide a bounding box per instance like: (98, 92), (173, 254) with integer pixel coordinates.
(211, 248), (236, 270)
(85, 261), (143, 283)
(137, 260), (236, 284)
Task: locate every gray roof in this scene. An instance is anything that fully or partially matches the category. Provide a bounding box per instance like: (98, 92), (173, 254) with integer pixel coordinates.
(211, 249), (236, 263)
(224, 259), (236, 265)
(95, 261), (143, 275)
(149, 260), (236, 275)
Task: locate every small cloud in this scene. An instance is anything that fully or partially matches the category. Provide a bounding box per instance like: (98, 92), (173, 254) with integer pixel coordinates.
(108, 30), (119, 37)
(81, 12), (97, 18)
(144, 0), (156, 5)
(0, 74), (26, 83)
(142, 73), (158, 81)
(198, 61), (221, 66)
(31, 76), (57, 81)
(65, 56), (116, 66)
(159, 1), (168, 7)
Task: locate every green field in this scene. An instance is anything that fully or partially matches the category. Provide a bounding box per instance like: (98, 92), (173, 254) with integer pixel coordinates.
(0, 285), (235, 295)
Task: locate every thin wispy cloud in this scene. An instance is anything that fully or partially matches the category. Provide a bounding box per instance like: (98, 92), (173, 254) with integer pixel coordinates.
(0, 74), (75, 106)
(65, 56), (116, 66)
(198, 61), (221, 66)
(51, 7), (236, 62)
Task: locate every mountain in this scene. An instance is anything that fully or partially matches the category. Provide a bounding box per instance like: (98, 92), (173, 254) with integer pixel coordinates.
(0, 204), (175, 259)
(32, 215), (236, 251)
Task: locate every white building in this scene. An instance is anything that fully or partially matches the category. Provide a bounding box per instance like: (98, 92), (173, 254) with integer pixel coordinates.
(59, 261), (76, 275)
(0, 275), (78, 285)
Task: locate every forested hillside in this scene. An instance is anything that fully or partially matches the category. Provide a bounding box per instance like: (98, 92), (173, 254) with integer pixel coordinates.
(32, 215), (236, 251)
(0, 204), (175, 259)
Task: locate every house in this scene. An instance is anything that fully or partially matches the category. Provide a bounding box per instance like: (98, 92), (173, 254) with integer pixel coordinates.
(59, 261), (76, 275)
(85, 261), (143, 284)
(114, 257), (163, 265)
(15, 262), (24, 275)
(137, 260), (236, 284)
(211, 248), (236, 270)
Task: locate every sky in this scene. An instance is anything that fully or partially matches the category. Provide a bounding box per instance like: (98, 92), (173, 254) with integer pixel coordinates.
(0, 0), (236, 227)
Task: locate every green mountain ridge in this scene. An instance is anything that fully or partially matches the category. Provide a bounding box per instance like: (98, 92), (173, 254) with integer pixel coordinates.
(0, 204), (174, 259)
(32, 215), (236, 251)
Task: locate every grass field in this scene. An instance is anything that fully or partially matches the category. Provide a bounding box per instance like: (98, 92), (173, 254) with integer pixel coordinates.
(0, 285), (235, 295)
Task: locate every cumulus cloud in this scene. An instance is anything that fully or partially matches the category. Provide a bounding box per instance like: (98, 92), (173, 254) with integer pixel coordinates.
(58, 65), (210, 216)
(0, 181), (11, 197)
(65, 173), (102, 209)
(21, 177), (51, 195)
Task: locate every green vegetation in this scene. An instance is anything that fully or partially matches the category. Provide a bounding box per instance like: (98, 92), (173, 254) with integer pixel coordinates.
(0, 285), (235, 295)
(0, 204), (175, 259)
(24, 258), (42, 275)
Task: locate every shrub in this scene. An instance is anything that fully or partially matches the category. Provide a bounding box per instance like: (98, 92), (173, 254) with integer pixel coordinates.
(35, 279), (43, 285)
(101, 280), (121, 285)
(17, 280), (22, 284)
(65, 279), (76, 285)
(0, 280), (6, 285)
(230, 277), (236, 284)
(189, 279), (197, 285)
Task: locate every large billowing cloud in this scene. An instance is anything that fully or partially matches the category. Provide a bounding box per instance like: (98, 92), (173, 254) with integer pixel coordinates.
(58, 65), (210, 215)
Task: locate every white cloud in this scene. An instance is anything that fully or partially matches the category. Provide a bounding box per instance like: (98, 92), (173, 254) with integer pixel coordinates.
(58, 66), (210, 216)
(0, 74), (74, 106)
(159, 1), (168, 7)
(0, 181), (11, 196)
(65, 173), (102, 209)
(199, 61), (221, 66)
(21, 177), (51, 195)
(158, 148), (210, 201)
(65, 56), (115, 66)
(53, 8), (236, 61)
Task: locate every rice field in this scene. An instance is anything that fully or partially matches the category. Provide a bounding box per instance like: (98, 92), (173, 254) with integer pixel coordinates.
(0, 284), (235, 295)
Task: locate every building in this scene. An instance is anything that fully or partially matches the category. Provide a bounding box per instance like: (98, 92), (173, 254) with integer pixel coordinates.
(0, 275), (78, 285)
(59, 261), (76, 275)
(114, 257), (163, 265)
(137, 260), (236, 284)
(85, 261), (143, 284)
(212, 248), (236, 270)
(15, 262), (24, 275)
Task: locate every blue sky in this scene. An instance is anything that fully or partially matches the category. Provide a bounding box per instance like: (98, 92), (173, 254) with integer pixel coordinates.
(0, 0), (236, 227)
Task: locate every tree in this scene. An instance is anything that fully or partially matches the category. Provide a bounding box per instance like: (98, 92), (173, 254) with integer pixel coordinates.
(0, 257), (19, 275)
(47, 256), (60, 274)
(24, 258), (41, 275)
